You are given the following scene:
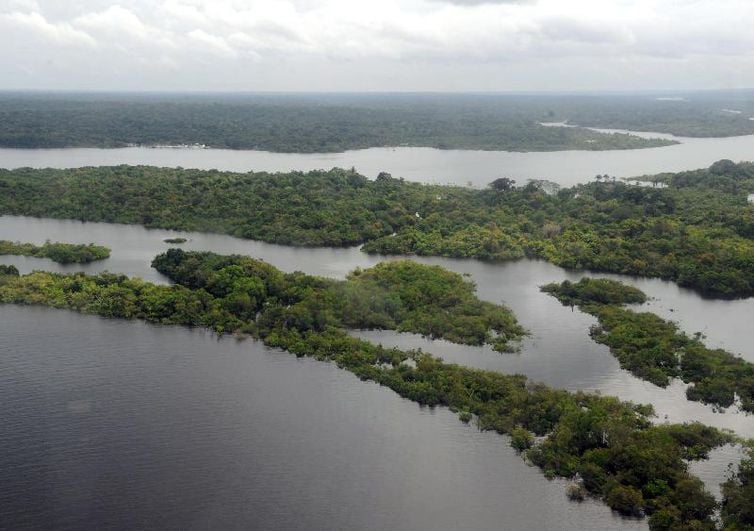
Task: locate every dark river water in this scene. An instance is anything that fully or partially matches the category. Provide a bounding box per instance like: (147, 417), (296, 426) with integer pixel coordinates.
(2, 128), (754, 187)
(1, 214), (753, 529)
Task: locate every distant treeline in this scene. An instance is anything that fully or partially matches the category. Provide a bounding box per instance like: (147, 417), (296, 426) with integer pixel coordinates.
(0, 93), (678, 152)
(0, 250), (744, 529)
(1, 160), (752, 297)
(0, 240), (110, 264)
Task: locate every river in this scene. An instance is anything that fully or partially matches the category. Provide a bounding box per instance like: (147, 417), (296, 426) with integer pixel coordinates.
(2, 133), (754, 529)
(1, 129), (754, 187)
(1, 213), (753, 529)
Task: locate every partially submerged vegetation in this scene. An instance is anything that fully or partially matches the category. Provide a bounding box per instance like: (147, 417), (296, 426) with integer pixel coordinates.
(163, 237), (187, 244)
(0, 240), (110, 264)
(542, 278), (754, 412)
(0, 249), (739, 528)
(1, 160), (753, 296)
(0, 264), (19, 276)
(721, 445), (754, 529)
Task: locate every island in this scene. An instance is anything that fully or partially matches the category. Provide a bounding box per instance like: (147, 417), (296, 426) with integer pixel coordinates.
(1, 159), (752, 297)
(0, 240), (110, 264)
(542, 278), (754, 412)
(0, 250), (744, 529)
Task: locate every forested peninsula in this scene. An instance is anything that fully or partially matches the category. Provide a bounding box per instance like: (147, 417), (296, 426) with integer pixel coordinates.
(542, 278), (754, 412)
(2, 160), (753, 296)
(0, 251), (746, 529)
(0, 240), (110, 264)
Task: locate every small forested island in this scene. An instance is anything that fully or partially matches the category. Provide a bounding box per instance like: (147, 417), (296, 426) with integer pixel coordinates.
(0, 250), (748, 529)
(0, 240), (110, 264)
(1, 159), (753, 296)
(542, 278), (754, 412)
(163, 237), (187, 244)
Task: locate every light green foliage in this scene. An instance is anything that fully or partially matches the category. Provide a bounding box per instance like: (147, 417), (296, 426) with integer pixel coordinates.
(344, 261), (525, 351)
(0, 240), (110, 264)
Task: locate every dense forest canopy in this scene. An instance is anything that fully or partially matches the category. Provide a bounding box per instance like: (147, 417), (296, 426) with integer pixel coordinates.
(0, 240), (110, 264)
(0, 92), (688, 152)
(0, 250), (741, 529)
(2, 160), (753, 296)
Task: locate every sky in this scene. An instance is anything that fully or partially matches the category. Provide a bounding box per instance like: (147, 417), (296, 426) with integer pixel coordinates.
(1, 0), (753, 92)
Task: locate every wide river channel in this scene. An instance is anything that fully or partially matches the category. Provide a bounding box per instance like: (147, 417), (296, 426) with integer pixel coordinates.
(1, 138), (753, 529)
(2, 127), (754, 187)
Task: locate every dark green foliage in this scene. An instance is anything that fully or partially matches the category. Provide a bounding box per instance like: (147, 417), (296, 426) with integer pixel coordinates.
(2, 160), (752, 296)
(151, 249), (526, 350)
(0, 250), (734, 528)
(0, 240), (110, 264)
(0, 167), (418, 247)
(543, 279), (754, 412)
(0, 264), (19, 276)
(163, 237), (187, 244)
(0, 93), (675, 152)
(605, 484), (645, 517)
(721, 448), (754, 529)
(541, 278), (647, 306)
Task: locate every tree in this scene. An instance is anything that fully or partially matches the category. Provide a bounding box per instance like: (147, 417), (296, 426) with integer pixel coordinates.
(489, 177), (516, 192)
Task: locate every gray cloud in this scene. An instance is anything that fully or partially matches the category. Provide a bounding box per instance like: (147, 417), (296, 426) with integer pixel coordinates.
(0, 0), (752, 92)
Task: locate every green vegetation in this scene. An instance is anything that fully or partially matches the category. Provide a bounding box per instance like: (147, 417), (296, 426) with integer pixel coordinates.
(0, 249), (736, 528)
(543, 93), (754, 138)
(0, 93), (676, 152)
(2, 161), (753, 296)
(149, 251), (525, 351)
(542, 278), (754, 412)
(0, 240), (110, 264)
(0, 264), (19, 276)
(163, 237), (187, 244)
(721, 446), (754, 529)
(541, 277), (647, 306)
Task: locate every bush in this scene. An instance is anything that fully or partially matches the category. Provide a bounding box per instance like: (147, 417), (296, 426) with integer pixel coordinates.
(605, 484), (644, 517)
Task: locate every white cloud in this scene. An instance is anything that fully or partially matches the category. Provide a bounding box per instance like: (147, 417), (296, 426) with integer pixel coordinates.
(0, 0), (753, 91)
(0, 10), (95, 47)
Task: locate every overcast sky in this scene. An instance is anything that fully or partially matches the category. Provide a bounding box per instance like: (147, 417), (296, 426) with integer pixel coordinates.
(2, 0), (753, 92)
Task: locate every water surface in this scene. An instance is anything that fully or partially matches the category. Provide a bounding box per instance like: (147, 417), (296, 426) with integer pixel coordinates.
(2, 214), (753, 529)
(2, 130), (754, 187)
(1, 305), (646, 530)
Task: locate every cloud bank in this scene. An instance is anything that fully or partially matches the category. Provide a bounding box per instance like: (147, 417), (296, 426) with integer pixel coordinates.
(1, 0), (752, 91)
